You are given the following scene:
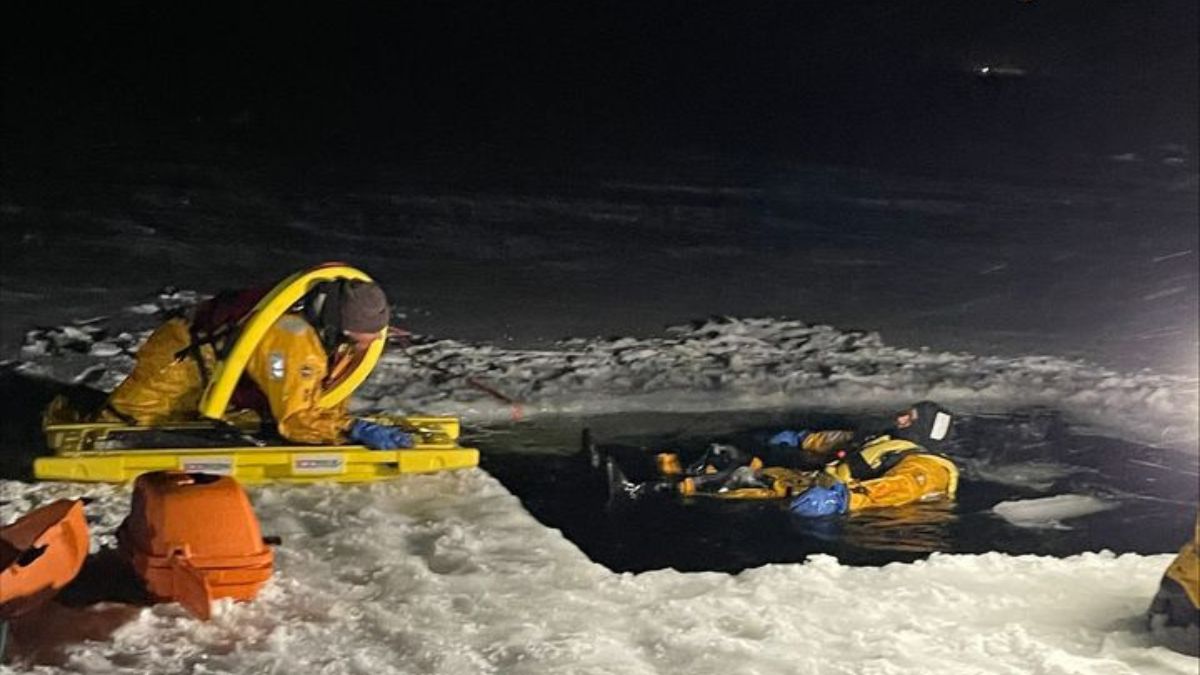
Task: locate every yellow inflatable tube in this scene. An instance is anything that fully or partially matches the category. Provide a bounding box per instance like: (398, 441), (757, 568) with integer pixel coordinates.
(198, 263), (386, 419)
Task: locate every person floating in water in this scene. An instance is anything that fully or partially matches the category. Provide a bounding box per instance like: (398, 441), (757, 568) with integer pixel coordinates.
(602, 401), (959, 518)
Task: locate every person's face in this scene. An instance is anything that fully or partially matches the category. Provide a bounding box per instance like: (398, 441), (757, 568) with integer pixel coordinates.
(344, 330), (382, 351)
(894, 408), (917, 429)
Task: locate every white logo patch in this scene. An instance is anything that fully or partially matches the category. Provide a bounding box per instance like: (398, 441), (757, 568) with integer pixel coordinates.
(930, 412), (952, 441)
(269, 352), (285, 380)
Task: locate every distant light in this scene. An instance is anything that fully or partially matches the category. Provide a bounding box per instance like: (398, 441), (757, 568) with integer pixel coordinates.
(973, 64), (1027, 79)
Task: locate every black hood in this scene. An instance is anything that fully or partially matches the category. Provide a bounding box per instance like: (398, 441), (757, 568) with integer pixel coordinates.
(891, 401), (955, 452)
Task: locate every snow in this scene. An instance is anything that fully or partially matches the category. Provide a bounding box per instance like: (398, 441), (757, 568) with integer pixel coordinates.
(2, 474), (1196, 674)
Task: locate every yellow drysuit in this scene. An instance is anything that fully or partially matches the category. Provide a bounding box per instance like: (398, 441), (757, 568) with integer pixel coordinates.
(666, 432), (958, 509)
(104, 314), (355, 444)
(825, 436), (959, 512)
(1150, 517), (1200, 628)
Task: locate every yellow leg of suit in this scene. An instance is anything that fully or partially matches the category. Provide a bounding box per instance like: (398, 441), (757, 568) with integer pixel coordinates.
(846, 454), (958, 512)
(101, 318), (215, 426)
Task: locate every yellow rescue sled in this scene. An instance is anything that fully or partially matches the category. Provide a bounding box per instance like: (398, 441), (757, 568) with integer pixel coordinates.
(34, 262), (478, 484)
(35, 415), (478, 484)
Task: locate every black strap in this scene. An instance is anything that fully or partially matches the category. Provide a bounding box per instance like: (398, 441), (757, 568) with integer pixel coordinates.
(845, 448), (920, 481)
(171, 305), (255, 388)
(318, 280), (344, 353)
(173, 329), (212, 391)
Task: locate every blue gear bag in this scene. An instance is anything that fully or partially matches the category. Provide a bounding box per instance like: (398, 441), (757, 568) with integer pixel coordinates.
(789, 482), (849, 517)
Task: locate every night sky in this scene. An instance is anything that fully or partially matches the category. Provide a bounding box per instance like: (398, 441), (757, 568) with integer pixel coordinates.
(5, 1), (1196, 170)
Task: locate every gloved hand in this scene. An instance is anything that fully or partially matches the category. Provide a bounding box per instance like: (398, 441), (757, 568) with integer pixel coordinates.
(789, 482), (849, 517)
(348, 419), (414, 450)
(768, 429), (809, 448)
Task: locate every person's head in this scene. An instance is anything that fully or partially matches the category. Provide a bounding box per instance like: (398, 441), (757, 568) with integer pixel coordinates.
(894, 407), (918, 430)
(891, 401), (954, 450)
(339, 280), (390, 348)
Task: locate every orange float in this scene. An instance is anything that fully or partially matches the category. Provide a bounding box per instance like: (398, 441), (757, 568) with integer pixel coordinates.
(117, 472), (273, 620)
(0, 500), (90, 620)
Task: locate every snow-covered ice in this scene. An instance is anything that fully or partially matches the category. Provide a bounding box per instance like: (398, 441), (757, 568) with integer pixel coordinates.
(3, 310), (1198, 669)
(2, 474), (1196, 675)
(15, 313), (1198, 451)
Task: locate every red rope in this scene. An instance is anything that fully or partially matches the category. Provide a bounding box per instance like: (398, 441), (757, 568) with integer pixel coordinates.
(388, 328), (525, 421)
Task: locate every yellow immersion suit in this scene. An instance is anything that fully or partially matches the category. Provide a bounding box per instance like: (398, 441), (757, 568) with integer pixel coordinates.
(1169, 518), (1200, 608)
(824, 436), (959, 513)
(103, 314), (355, 444)
(1150, 517), (1200, 628)
(669, 432), (959, 510)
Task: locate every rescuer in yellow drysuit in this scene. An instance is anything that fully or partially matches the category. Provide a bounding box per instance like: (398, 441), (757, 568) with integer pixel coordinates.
(97, 279), (412, 448)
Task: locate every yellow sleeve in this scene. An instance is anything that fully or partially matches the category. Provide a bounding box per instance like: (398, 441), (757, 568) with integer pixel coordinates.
(845, 455), (958, 512)
(800, 430), (856, 453)
(244, 315), (354, 444)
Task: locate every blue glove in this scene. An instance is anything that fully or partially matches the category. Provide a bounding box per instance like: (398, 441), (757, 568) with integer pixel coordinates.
(769, 429), (809, 448)
(789, 482), (849, 518)
(348, 419), (414, 450)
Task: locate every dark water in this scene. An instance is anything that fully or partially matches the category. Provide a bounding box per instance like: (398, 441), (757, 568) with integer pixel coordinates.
(476, 409), (1199, 573)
